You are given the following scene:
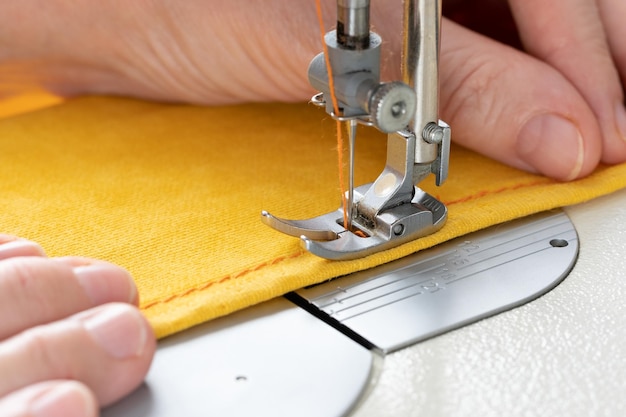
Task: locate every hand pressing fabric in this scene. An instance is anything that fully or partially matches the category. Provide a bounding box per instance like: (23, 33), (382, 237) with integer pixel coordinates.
(0, 236), (155, 417)
(1, 0), (625, 181)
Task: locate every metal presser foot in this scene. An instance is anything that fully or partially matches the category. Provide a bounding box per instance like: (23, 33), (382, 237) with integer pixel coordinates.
(262, 0), (450, 260)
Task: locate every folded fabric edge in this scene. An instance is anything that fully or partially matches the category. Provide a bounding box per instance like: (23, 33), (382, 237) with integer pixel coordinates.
(144, 163), (626, 338)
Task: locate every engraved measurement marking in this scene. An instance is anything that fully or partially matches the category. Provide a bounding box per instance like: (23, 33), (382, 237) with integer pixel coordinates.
(457, 229), (575, 272)
(315, 264), (445, 309)
(320, 231), (577, 322)
(328, 279), (449, 322)
(446, 235), (577, 285)
(310, 249), (457, 304)
(326, 277), (434, 315)
(464, 218), (569, 258)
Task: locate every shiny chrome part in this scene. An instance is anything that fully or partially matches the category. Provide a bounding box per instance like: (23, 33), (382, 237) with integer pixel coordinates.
(263, 184), (446, 261)
(303, 187), (446, 260)
(404, 0), (442, 164)
(261, 211), (339, 241)
(347, 119), (357, 230)
(294, 210), (579, 353)
(422, 122), (445, 144)
(337, 0), (370, 49)
(357, 130), (420, 220)
(428, 120), (450, 186)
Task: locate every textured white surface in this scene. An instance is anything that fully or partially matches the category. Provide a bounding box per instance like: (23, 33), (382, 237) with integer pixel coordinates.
(351, 188), (626, 417)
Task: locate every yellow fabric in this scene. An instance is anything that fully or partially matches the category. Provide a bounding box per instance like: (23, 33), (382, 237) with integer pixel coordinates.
(0, 92), (63, 118)
(1, 96), (625, 339)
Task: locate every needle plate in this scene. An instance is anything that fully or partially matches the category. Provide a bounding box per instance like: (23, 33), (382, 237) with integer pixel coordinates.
(290, 210), (579, 353)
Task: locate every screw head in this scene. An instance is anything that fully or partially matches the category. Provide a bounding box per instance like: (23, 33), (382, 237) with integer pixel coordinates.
(392, 223), (405, 236)
(368, 82), (416, 133)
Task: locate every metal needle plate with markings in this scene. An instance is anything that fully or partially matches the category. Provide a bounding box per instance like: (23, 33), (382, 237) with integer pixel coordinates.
(291, 210), (579, 353)
(104, 210), (579, 417)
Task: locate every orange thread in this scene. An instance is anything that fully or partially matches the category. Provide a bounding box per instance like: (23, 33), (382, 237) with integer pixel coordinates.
(315, 0), (349, 228)
(443, 180), (549, 206)
(142, 250), (306, 310)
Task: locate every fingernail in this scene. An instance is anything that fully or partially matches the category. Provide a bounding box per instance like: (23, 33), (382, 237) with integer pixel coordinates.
(615, 102), (626, 142)
(73, 263), (138, 305)
(83, 304), (148, 359)
(31, 382), (93, 417)
(516, 114), (584, 181)
(0, 239), (46, 258)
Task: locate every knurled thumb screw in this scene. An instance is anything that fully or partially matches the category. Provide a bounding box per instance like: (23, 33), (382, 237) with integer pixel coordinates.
(367, 82), (417, 133)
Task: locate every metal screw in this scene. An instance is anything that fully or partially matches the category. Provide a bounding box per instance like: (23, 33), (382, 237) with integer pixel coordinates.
(390, 102), (406, 118)
(422, 122), (444, 144)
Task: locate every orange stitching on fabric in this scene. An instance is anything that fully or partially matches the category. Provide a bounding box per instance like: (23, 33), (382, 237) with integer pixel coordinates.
(141, 250), (306, 311)
(444, 180), (549, 206)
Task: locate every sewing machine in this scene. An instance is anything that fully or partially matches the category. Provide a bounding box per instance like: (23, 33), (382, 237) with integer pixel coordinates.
(104, 1), (625, 415)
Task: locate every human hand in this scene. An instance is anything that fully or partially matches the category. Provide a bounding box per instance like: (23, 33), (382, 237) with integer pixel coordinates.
(439, 0), (626, 180)
(0, 235), (155, 417)
(1, 0), (624, 181)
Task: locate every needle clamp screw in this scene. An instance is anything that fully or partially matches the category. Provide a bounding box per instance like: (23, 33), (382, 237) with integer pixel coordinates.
(368, 82), (417, 133)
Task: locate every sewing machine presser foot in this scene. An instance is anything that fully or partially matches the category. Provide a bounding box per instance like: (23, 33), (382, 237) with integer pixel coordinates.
(262, 184), (446, 260)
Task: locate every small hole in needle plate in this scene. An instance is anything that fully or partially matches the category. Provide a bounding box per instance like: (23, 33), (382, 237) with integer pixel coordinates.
(550, 238), (569, 248)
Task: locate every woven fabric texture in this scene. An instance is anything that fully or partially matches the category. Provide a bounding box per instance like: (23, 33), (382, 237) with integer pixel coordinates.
(1, 96), (625, 338)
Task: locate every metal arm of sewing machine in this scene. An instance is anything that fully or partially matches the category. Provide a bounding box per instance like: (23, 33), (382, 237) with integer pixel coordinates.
(262, 0), (450, 260)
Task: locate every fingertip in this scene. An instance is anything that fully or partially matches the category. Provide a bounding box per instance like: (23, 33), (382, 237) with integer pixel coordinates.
(53, 257), (139, 306)
(79, 304), (156, 406)
(0, 238), (46, 260)
(30, 381), (97, 417)
(81, 303), (151, 361)
(74, 265), (139, 306)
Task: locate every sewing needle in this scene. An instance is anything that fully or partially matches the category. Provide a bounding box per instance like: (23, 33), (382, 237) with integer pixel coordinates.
(347, 118), (357, 231)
